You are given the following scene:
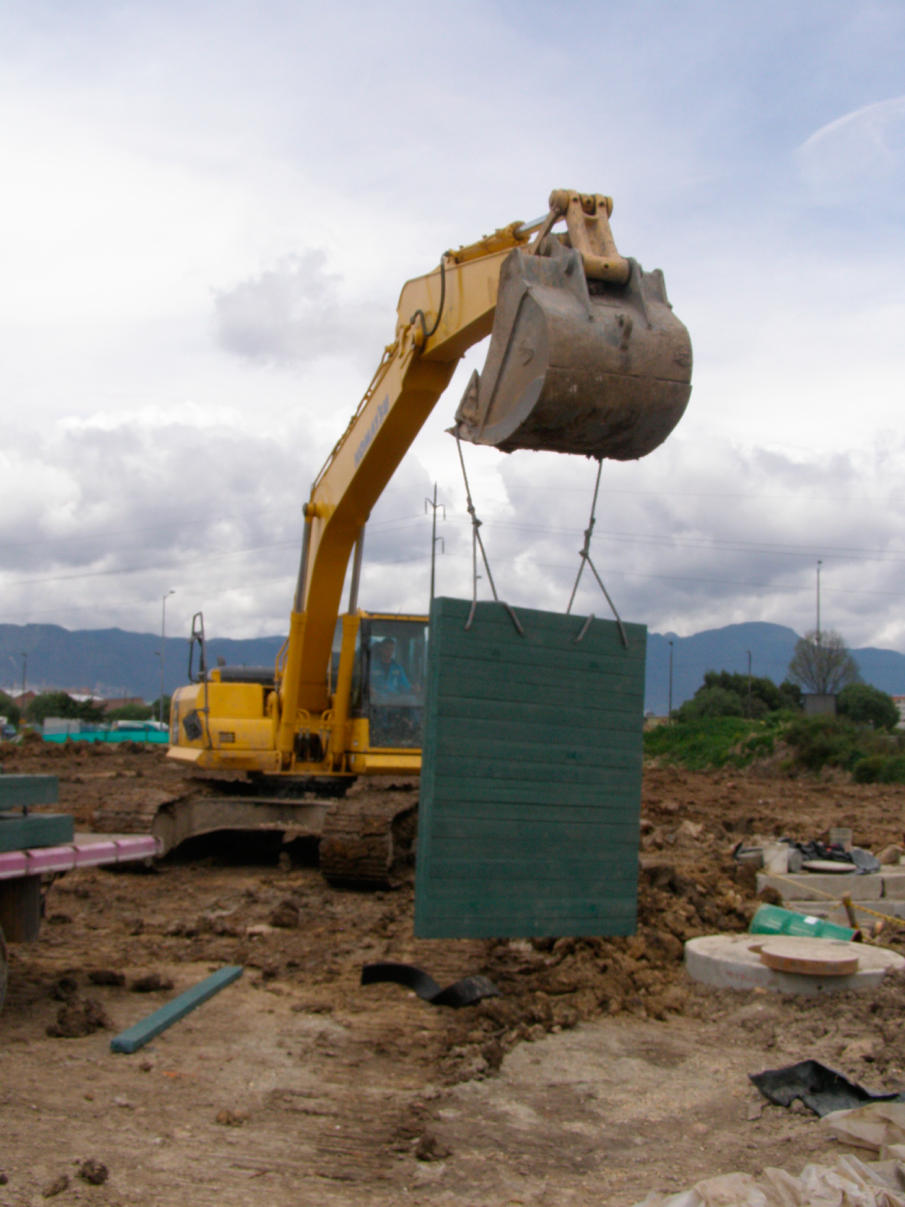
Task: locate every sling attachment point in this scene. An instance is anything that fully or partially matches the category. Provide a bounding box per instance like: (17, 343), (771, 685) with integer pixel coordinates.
(566, 459), (629, 649)
(456, 437), (524, 637)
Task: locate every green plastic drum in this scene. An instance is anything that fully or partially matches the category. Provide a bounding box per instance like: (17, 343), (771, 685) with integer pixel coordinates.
(750, 904), (858, 943)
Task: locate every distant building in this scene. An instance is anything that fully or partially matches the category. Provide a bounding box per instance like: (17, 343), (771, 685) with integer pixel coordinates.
(892, 696), (905, 730)
(803, 693), (836, 717)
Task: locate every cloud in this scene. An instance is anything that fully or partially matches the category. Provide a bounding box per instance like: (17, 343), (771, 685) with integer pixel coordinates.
(796, 96), (905, 205)
(213, 251), (387, 370)
(2, 1), (905, 665)
(4, 397), (905, 665)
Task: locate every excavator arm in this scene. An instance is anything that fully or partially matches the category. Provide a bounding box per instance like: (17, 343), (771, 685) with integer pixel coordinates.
(275, 219), (539, 759)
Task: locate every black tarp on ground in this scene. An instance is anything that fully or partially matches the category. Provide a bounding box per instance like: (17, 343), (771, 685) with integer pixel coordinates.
(750, 1060), (905, 1116)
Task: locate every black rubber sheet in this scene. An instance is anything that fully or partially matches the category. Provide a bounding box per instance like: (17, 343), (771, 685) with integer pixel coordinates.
(750, 1060), (905, 1117)
(360, 962), (500, 1008)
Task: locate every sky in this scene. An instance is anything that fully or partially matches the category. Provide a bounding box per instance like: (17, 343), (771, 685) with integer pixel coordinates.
(1, 0), (904, 662)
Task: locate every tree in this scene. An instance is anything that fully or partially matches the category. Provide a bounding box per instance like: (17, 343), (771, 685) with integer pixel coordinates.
(676, 686), (747, 721)
(679, 671), (803, 721)
(837, 683), (900, 731)
(699, 670), (802, 716)
(779, 680), (803, 711)
(787, 629), (860, 695)
(25, 692), (105, 725)
(106, 702), (154, 722)
(0, 691), (20, 727)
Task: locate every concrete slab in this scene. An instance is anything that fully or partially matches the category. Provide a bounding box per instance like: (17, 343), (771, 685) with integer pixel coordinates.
(883, 872), (905, 900)
(756, 871), (882, 901)
(685, 934), (904, 995)
(784, 898), (905, 927)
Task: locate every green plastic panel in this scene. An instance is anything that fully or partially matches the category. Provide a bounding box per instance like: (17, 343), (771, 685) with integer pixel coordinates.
(414, 598), (647, 939)
(0, 812), (74, 853)
(0, 776), (59, 809)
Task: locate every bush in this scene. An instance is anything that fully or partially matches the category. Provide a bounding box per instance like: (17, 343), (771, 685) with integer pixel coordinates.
(837, 683), (900, 731)
(852, 755), (905, 784)
(782, 716), (865, 773)
(783, 715), (905, 775)
(675, 686), (748, 721)
(644, 715), (763, 770)
(778, 680), (803, 711)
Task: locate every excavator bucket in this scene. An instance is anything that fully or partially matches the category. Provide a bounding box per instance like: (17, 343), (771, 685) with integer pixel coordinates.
(453, 193), (692, 460)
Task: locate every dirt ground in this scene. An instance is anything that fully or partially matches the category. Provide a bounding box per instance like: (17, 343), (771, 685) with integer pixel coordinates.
(2, 739), (905, 1205)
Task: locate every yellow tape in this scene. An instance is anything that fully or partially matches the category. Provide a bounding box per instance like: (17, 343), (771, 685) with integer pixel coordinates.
(775, 877), (905, 930)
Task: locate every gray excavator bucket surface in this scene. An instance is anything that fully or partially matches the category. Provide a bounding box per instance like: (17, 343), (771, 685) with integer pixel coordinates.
(453, 238), (692, 460)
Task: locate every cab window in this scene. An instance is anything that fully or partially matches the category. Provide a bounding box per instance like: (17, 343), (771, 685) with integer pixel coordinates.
(366, 619), (428, 749)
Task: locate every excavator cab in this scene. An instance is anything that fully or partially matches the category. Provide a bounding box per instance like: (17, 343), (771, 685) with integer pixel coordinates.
(331, 614), (429, 760)
(453, 190), (692, 460)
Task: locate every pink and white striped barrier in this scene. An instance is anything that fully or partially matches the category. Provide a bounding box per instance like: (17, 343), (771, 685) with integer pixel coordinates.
(0, 834), (161, 881)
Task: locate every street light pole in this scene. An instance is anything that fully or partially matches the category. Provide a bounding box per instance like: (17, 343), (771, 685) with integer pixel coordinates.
(20, 652), (26, 728)
(747, 650), (752, 718)
(424, 484), (445, 602)
(160, 591), (175, 725)
(816, 559), (822, 646)
(668, 640), (674, 723)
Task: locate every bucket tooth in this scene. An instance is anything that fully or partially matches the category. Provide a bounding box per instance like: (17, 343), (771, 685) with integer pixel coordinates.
(453, 242), (692, 460)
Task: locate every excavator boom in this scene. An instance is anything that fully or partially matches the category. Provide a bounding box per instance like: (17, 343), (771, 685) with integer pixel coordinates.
(277, 191), (691, 763)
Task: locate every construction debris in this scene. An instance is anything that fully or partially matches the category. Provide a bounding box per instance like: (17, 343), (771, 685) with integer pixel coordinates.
(360, 962), (500, 1007)
(821, 1102), (905, 1151)
(750, 1060), (905, 1116)
(633, 1155), (905, 1207)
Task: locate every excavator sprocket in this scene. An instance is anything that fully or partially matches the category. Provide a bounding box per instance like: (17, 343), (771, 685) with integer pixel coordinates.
(318, 779), (418, 889)
(453, 241), (692, 459)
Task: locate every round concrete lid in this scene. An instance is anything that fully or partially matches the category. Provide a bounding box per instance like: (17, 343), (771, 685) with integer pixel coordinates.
(685, 933), (904, 995)
(758, 937), (860, 976)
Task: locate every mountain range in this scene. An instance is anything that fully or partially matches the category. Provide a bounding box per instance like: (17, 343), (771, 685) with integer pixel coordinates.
(2, 618), (904, 714)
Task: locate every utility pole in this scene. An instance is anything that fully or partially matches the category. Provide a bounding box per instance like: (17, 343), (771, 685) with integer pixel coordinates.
(668, 640), (674, 723)
(160, 591), (174, 725)
(816, 559), (822, 647)
(424, 484), (445, 602)
(747, 650), (752, 718)
(20, 652), (26, 728)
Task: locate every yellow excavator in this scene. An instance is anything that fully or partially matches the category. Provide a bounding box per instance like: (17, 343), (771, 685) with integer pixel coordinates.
(141, 190), (692, 881)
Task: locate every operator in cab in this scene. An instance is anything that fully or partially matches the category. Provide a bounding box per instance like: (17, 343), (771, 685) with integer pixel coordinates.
(371, 637), (410, 697)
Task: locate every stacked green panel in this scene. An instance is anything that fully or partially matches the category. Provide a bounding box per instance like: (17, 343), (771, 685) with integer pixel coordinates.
(414, 598), (646, 939)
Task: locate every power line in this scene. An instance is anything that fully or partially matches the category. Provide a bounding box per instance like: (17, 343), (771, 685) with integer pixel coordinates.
(0, 505), (422, 554)
(353, 548), (905, 600)
(0, 539), (301, 589)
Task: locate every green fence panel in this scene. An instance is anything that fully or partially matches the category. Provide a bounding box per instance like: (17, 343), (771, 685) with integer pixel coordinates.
(0, 776), (58, 809)
(414, 598), (646, 939)
(0, 813), (74, 853)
